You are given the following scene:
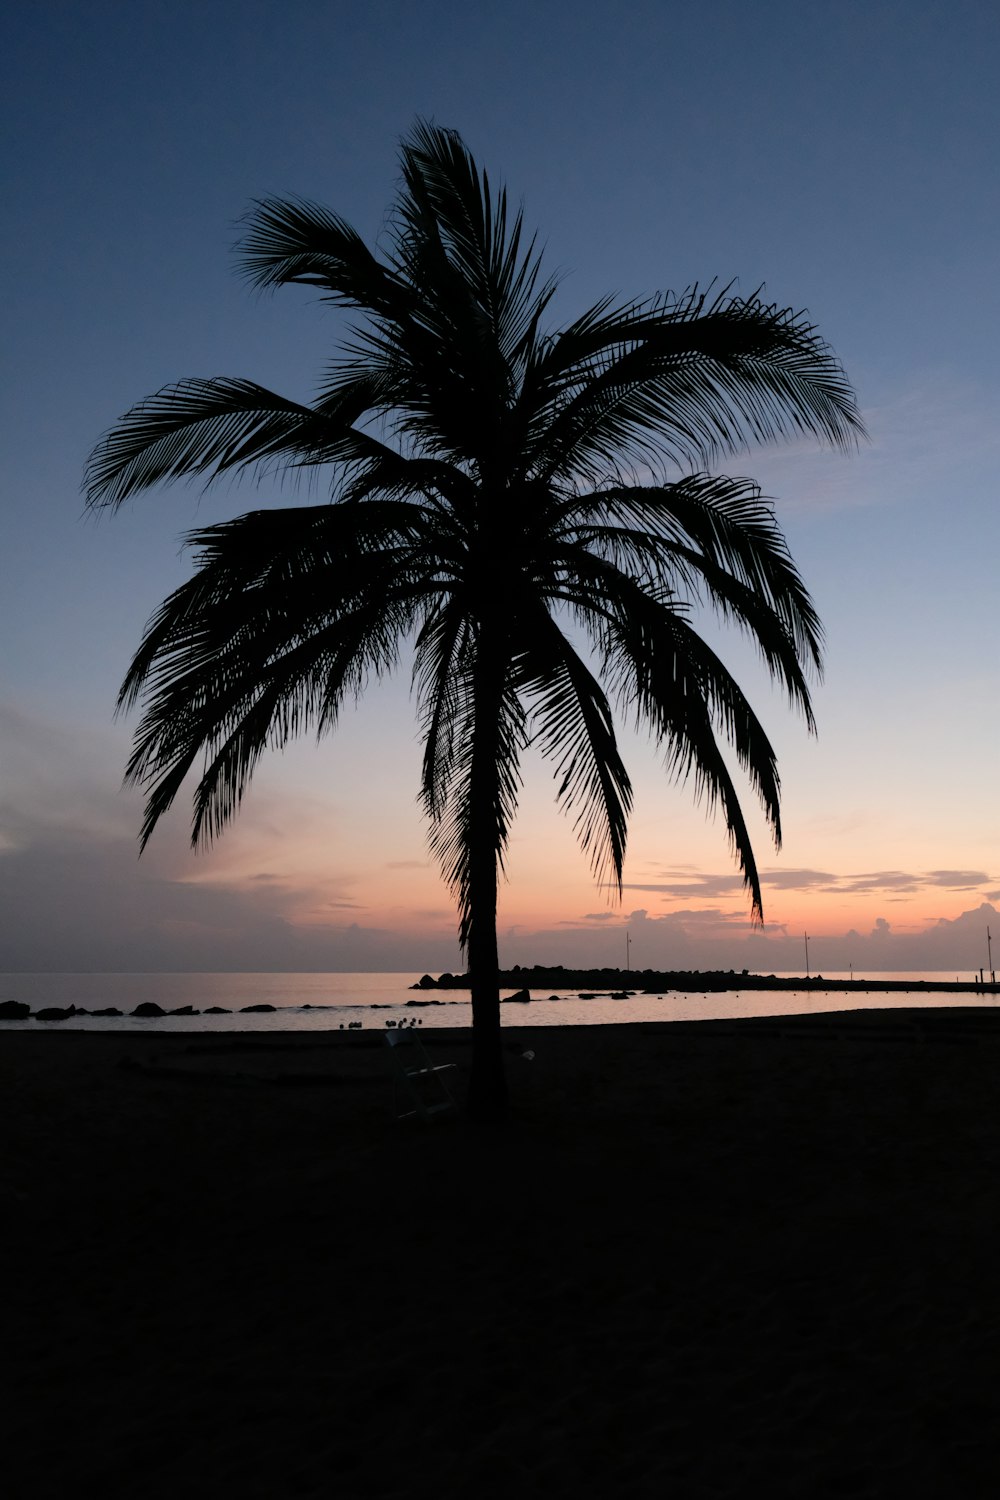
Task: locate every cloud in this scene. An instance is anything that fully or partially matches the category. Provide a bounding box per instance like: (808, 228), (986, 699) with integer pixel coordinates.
(496, 902), (1000, 976)
(0, 702), (138, 844)
(623, 868), (839, 900)
(724, 373), (1000, 520)
(625, 866), (997, 904)
(762, 868), (839, 891)
(649, 906), (751, 928)
(837, 871), (922, 894)
(0, 706), (454, 971)
(621, 875), (746, 898)
(622, 866), (997, 904)
(0, 825), (463, 973)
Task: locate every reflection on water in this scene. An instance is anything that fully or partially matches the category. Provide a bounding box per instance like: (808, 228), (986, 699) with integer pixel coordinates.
(1, 972), (997, 1032)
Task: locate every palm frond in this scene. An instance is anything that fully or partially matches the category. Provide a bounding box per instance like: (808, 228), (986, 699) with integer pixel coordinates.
(513, 605), (633, 891)
(120, 503), (438, 846)
(84, 377), (376, 508)
(526, 285), (865, 485)
(396, 120), (558, 369)
(237, 196), (408, 318)
(566, 474), (824, 689)
(423, 671), (526, 948)
(414, 600), (476, 824)
(600, 597), (780, 922)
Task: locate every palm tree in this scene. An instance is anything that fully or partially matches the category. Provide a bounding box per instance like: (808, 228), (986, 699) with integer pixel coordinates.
(85, 121), (863, 1118)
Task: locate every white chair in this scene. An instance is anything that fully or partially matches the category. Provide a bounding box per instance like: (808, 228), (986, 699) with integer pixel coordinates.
(384, 1029), (458, 1121)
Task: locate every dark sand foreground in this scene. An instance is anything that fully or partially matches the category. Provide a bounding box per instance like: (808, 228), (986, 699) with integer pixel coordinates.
(5, 1011), (1000, 1497)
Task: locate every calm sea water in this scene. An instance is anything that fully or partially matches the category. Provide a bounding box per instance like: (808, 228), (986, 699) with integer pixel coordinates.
(1, 971), (996, 1031)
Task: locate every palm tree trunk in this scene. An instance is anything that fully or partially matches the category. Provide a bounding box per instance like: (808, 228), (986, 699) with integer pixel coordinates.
(465, 632), (509, 1123)
(466, 840), (507, 1121)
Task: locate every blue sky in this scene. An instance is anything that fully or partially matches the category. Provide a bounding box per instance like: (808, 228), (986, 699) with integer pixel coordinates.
(2, 0), (998, 972)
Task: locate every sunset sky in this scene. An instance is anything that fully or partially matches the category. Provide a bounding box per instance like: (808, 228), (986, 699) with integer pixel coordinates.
(2, 0), (998, 974)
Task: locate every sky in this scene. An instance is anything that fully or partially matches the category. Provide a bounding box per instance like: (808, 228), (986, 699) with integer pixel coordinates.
(2, 0), (998, 975)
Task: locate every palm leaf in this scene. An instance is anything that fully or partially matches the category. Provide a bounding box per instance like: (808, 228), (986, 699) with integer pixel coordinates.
(597, 588), (784, 922)
(120, 502), (438, 846)
(526, 286), (865, 484)
(514, 605), (633, 890)
(238, 196), (408, 319)
(84, 377), (374, 508)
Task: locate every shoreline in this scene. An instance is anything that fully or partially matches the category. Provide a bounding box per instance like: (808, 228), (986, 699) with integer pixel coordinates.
(5, 969), (997, 1027)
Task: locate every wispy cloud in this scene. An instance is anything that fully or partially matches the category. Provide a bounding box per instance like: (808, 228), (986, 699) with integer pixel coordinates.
(629, 864), (996, 903)
(720, 371), (1000, 519)
(620, 873), (748, 898)
(762, 868), (840, 891)
(837, 871), (923, 894)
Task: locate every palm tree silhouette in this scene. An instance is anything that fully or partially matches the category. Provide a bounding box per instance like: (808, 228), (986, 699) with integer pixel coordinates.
(85, 121), (863, 1118)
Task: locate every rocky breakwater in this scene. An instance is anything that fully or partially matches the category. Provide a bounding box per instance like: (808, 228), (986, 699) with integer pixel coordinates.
(0, 1001), (125, 1022)
(408, 975), (559, 1005)
(0, 1000), (285, 1023)
(409, 966), (998, 996)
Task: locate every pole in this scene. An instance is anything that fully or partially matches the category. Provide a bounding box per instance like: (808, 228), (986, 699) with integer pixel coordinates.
(626, 929), (631, 973)
(804, 931), (810, 979)
(989, 925), (995, 986)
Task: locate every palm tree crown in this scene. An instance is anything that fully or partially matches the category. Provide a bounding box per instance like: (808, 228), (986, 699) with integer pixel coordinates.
(85, 121), (863, 1114)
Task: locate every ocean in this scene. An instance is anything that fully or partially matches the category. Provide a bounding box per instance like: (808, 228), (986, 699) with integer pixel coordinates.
(1, 971), (997, 1031)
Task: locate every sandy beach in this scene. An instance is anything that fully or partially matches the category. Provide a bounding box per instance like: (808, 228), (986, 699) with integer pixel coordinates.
(6, 1010), (1000, 1497)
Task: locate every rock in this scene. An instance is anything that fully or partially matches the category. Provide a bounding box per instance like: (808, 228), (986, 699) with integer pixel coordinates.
(204, 1006), (231, 1014)
(0, 1001), (31, 1020)
(90, 1008), (123, 1017)
(504, 988), (532, 1003)
(411, 974), (439, 990)
(240, 1003), (276, 1013)
(34, 1006), (76, 1022)
(168, 1006), (199, 1015)
(131, 1002), (166, 1018)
